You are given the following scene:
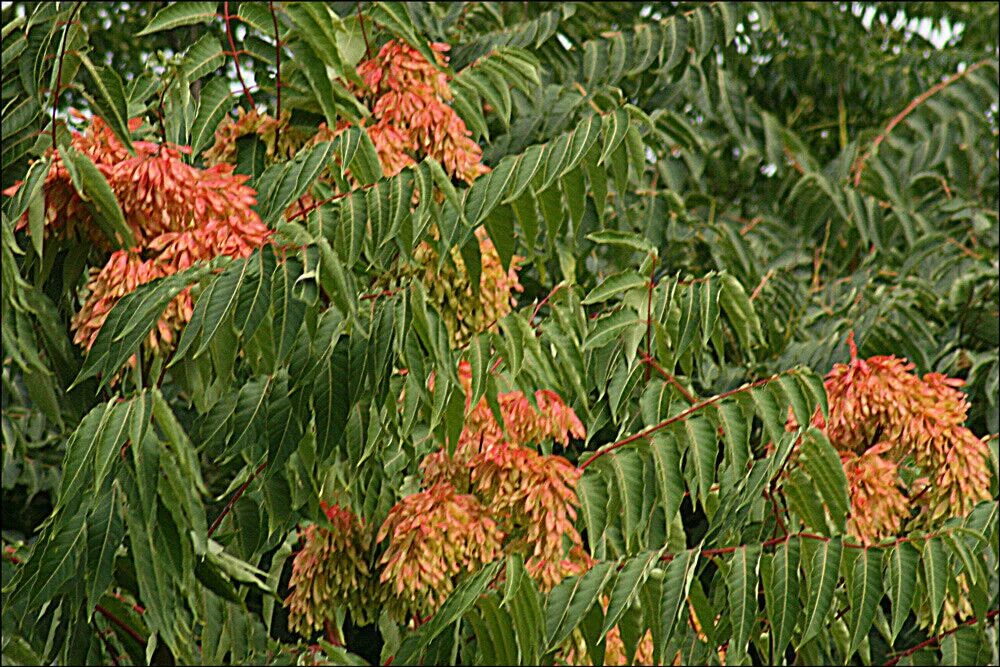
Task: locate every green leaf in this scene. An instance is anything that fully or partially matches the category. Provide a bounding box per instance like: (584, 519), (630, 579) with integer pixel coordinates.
(271, 258), (306, 364)
(578, 473), (609, 560)
(726, 544), (760, 664)
(86, 484), (124, 617)
(367, 3), (446, 75)
(764, 537), (800, 662)
(600, 448), (644, 551)
(183, 34), (224, 81)
(75, 265), (210, 387)
(545, 560), (615, 649)
(800, 428), (850, 533)
(599, 108), (630, 166)
(138, 2), (219, 35)
(922, 537), (948, 630)
(800, 537), (843, 644)
(191, 78), (232, 155)
(660, 548), (698, 647)
(582, 270), (648, 305)
(650, 432), (685, 524)
(586, 229), (655, 254)
(585, 309), (643, 350)
(59, 146), (135, 248)
(193, 257), (248, 359)
(846, 548), (883, 660)
(885, 542), (919, 642)
(77, 53), (134, 153)
(680, 415), (716, 508)
(394, 560), (502, 664)
(601, 550), (663, 636)
(716, 400), (750, 475)
(258, 142), (337, 223)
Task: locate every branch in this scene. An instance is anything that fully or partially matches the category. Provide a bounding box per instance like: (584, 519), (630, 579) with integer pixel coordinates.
(640, 354), (697, 404)
(578, 372), (787, 470)
(207, 461), (267, 537)
(883, 609), (1000, 667)
(94, 622), (122, 666)
(223, 1), (255, 106)
(95, 604), (147, 647)
(531, 283), (565, 325)
(852, 59), (991, 187)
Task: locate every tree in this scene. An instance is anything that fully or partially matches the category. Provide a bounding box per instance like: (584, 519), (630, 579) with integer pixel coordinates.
(2, 2), (998, 665)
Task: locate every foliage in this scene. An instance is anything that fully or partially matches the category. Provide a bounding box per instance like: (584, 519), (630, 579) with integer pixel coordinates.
(2, 2), (998, 666)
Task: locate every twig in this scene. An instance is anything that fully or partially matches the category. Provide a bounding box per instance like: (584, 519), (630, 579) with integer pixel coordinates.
(738, 216), (764, 236)
(207, 461), (267, 537)
(640, 354), (697, 404)
(883, 609), (1000, 666)
(573, 82), (604, 114)
(853, 59), (991, 187)
(223, 1), (255, 106)
(578, 372), (787, 470)
(783, 146), (806, 175)
(749, 269), (774, 302)
(287, 181), (381, 221)
(531, 283), (565, 324)
(94, 622), (122, 666)
(95, 604), (147, 647)
(357, 3), (372, 60)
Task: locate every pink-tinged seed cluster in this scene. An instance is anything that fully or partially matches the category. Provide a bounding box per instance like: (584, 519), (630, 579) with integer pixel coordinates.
(355, 40), (489, 183)
(411, 228), (524, 346)
(4, 115), (271, 354)
(791, 333), (991, 544)
(285, 503), (378, 633)
(375, 482), (504, 621)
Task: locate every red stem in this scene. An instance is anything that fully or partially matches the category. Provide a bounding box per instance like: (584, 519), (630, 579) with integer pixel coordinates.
(531, 283), (565, 324)
(578, 373), (785, 470)
(641, 354), (697, 404)
(853, 59), (990, 187)
(357, 3), (372, 60)
(207, 461), (267, 538)
(883, 609), (1000, 666)
(95, 604), (147, 647)
(223, 1), (255, 107)
(94, 622), (122, 666)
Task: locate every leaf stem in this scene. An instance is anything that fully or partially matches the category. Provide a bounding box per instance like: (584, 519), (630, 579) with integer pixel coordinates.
(223, 1), (255, 107)
(852, 59), (991, 187)
(207, 461), (267, 537)
(883, 609), (999, 666)
(578, 372), (785, 470)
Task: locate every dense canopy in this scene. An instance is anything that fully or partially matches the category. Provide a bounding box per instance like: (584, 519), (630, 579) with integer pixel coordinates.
(1, 2), (998, 666)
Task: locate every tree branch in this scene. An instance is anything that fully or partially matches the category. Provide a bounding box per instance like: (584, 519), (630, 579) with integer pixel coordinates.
(853, 59), (991, 187)
(578, 372), (788, 470)
(223, 1), (255, 107)
(883, 609), (999, 666)
(207, 461), (267, 538)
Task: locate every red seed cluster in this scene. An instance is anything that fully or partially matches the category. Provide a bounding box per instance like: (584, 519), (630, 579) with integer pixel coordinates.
(792, 333), (991, 543)
(5, 114), (271, 354)
(355, 40), (488, 183)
